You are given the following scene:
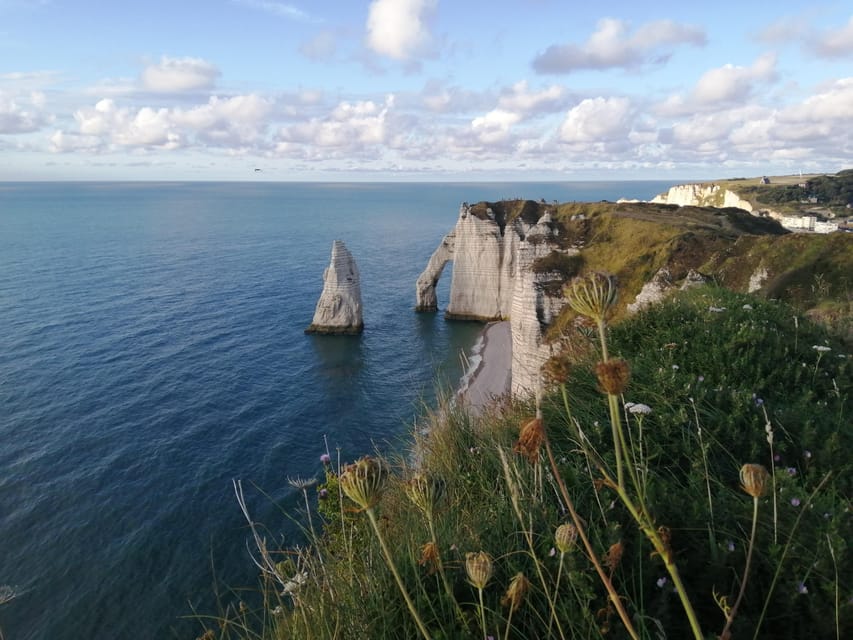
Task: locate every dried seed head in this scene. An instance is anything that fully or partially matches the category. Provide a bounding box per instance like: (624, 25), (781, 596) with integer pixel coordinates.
(513, 417), (545, 464)
(566, 272), (618, 323)
(555, 523), (579, 554)
(542, 354), (572, 385)
(595, 358), (631, 395)
(417, 541), (441, 576)
(740, 463), (770, 498)
(339, 456), (387, 510)
(603, 541), (624, 575)
(501, 572), (531, 611)
(405, 473), (444, 516)
(465, 551), (493, 590)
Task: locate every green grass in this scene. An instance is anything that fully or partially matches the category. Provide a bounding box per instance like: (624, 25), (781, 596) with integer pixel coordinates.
(197, 286), (850, 640)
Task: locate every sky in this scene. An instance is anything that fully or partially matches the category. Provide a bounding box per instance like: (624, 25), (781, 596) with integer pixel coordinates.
(1, 0), (851, 181)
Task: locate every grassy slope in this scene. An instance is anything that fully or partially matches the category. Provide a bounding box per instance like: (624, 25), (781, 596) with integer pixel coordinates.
(207, 287), (850, 640)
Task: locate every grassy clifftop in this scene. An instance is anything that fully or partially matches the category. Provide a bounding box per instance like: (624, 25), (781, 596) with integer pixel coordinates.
(472, 198), (851, 341)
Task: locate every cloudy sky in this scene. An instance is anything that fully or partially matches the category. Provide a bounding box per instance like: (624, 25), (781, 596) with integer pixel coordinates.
(1, 0), (851, 181)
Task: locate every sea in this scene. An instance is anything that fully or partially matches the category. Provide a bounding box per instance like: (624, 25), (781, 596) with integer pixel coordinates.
(0, 180), (675, 639)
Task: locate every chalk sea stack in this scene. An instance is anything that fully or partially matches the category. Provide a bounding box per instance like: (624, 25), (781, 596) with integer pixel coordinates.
(305, 240), (364, 335)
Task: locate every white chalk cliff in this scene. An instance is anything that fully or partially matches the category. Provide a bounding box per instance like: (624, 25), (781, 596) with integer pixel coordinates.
(417, 203), (569, 397)
(651, 183), (838, 233)
(651, 183), (754, 210)
(306, 240), (364, 335)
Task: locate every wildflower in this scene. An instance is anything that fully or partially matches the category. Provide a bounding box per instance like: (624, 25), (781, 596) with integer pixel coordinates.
(698, 375), (705, 382)
(287, 476), (317, 490)
(672, 364), (679, 370)
(740, 463), (770, 498)
(281, 570), (308, 596)
(465, 551), (493, 590)
(501, 572), (532, 611)
(320, 453), (331, 465)
(513, 416), (545, 463)
(742, 304), (753, 310)
(786, 467), (797, 476)
(656, 576), (668, 588)
(548, 547), (556, 557)
(417, 541), (441, 575)
(405, 473), (444, 515)
(555, 523), (578, 553)
(318, 488), (328, 500)
(339, 456), (387, 511)
(804, 450), (812, 459)
(812, 345), (831, 353)
(727, 540), (735, 552)
(791, 497), (801, 507)
(565, 272), (618, 323)
(797, 581), (808, 594)
(709, 306), (726, 312)
(595, 358), (631, 394)
(628, 403), (652, 415)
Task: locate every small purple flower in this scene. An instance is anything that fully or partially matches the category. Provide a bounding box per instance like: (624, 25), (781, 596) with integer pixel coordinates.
(754, 397), (764, 406)
(727, 540), (735, 552)
(786, 467), (797, 476)
(318, 488), (328, 500)
(698, 375), (705, 383)
(656, 577), (668, 588)
(797, 581), (808, 595)
(320, 453), (331, 465)
(791, 497), (801, 507)
(774, 453), (781, 462)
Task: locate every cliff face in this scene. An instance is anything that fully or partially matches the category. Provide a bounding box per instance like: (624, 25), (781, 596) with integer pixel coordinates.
(416, 202), (568, 395)
(306, 240), (364, 335)
(651, 184), (754, 211)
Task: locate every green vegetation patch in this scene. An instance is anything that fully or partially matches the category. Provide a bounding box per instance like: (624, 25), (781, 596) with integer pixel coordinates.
(200, 285), (850, 640)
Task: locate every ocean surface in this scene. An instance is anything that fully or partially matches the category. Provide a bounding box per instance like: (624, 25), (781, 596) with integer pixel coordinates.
(0, 180), (675, 639)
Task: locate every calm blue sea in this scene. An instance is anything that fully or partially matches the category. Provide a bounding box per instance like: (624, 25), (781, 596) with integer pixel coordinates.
(0, 180), (674, 639)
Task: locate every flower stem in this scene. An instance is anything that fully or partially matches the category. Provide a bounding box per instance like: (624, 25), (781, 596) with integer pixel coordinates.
(721, 496), (759, 640)
(542, 431), (639, 640)
(478, 586), (488, 640)
(365, 508), (432, 640)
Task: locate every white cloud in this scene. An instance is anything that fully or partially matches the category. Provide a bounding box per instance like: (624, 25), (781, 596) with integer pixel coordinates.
(559, 97), (632, 143)
(471, 109), (521, 144)
(140, 56), (221, 93)
(299, 30), (338, 61)
(278, 95), (393, 151)
(778, 77), (853, 122)
(366, 0), (436, 61)
(0, 89), (50, 133)
(532, 18), (705, 74)
(691, 52), (777, 104)
(60, 93), (272, 152)
(497, 80), (564, 115)
(807, 16), (853, 58)
(232, 0), (313, 21)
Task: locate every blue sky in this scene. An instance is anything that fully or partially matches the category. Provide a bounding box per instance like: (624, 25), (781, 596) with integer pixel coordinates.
(1, 0), (851, 181)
